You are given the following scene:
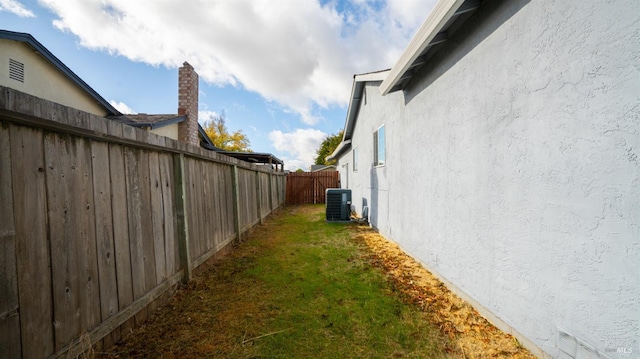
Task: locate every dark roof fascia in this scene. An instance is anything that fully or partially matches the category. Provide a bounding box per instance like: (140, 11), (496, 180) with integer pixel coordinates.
(0, 30), (122, 116)
(198, 124), (219, 149)
(127, 115), (185, 129)
(197, 123), (283, 166)
(218, 151), (284, 166)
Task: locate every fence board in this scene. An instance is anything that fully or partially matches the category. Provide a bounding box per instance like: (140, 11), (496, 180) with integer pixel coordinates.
(187, 157), (202, 260)
(149, 152), (167, 283)
(159, 154), (178, 276)
(202, 160), (214, 253)
(138, 150), (156, 295)
(125, 148), (147, 301)
(108, 145), (133, 308)
(0, 123), (20, 359)
(45, 134), (101, 349)
(12, 125), (53, 358)
(2, 93), (286, 357)
(74, 138), (101, 336)
(90, 140), (119, 347)
(44, 133), (81, 350)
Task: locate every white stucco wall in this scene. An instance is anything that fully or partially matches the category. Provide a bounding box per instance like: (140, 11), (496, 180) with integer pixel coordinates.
(0, 39), (107, 116)
(337, 0), (639, 357)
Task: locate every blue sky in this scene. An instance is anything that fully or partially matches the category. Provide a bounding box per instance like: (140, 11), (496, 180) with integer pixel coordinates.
(0, 0), (436, 170)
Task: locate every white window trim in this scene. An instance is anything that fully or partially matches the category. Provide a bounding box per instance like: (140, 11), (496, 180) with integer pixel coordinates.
(353, 147), (358, 172)
(374, 124), (385, 167)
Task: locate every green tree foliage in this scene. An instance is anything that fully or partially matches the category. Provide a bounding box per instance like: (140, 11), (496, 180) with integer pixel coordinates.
(314, 131), (343, 165)
(201, 112), (251, 152)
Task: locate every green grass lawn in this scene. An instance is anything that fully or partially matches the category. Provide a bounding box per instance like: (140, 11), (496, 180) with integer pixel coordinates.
(113, 205), (451, 358)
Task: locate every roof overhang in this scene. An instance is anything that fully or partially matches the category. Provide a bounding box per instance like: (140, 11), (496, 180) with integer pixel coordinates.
(112, 114), (186, 129)
(0, 30), (122, 116)
(217, 151), (284, 167)
(379, 0), (480, 95)
(326, 70), (389, 162)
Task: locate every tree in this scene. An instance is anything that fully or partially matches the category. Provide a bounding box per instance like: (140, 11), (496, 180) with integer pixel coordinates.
(201, 112), (251, 152)
(314, 130), (343, 165)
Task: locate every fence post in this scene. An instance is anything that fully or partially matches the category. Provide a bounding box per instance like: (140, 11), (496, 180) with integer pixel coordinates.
(231, 165), (241, 241)
(173, 153), (192, 282)
(256, 171), (263, 224)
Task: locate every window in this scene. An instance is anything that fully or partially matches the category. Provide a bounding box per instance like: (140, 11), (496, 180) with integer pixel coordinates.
(353, 148), (358, 172)
(374, 125), (385, 166)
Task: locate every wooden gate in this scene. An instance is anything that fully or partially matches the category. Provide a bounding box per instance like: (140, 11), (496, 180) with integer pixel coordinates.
(286, 171), (340, 204)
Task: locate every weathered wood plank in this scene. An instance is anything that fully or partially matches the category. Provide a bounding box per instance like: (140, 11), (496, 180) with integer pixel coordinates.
(138, 149), (157, 299)
(44, 132), (80, 350)
(256, 171), (263, 224)
(173, 154), (192, 282)
(124, 148), (147, 300)
(0, 121), (21, 359)
(90, 140), (119, 344)
(108, 144), (133, 327)
(148, 152), (167, 283)
(74, 138), (101, 335)
(11, 124), (54, 358)
(187, 157), (202, 260)
(45, 134), (101, 350)
(53, 271), (183, 359)
(159, 154), (177, 276)
(225, 167), (236, 239)
(203, 160), (214, 252)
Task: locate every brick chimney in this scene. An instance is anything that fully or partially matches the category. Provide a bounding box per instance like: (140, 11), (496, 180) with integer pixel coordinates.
(178, 62), (199, 146)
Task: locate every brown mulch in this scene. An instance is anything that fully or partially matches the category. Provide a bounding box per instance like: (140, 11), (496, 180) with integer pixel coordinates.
(352, 225), (537, 359)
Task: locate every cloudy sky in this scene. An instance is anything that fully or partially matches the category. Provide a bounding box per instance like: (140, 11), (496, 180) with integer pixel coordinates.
(0, 0), (436, 170)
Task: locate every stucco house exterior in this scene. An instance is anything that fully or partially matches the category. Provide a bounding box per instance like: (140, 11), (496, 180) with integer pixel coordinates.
(328, 0), (639, 358)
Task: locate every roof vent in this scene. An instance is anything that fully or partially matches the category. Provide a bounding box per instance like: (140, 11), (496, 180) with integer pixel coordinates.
(9, 59), (24, 83)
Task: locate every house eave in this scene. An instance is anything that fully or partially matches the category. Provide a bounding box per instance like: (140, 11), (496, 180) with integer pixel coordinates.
(326, 139), (351, 162)
(327, 70), (389, 163)
(379, 0), (481, 95)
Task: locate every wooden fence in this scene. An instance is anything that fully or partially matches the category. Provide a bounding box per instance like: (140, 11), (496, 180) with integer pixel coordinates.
(286, 171), (340, 204)
(0, 86), (286, 359)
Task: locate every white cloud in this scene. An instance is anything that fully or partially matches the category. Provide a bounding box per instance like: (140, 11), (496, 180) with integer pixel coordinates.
(0, 0), (35, 17)
(38, 0), (437, 124)
(269, 128), (327, 171)
(198, 110), (220, 125)
(109, 100), (135, 114)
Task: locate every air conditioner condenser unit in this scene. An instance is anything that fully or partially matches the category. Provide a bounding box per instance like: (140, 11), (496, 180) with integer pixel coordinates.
(325, 189), (351, 222)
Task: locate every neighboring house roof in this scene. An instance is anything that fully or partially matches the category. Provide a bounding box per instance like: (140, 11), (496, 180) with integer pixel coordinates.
(380, 0), (481, 95)
(326, 70), (389, 162)
(198, 129), (284, 167)
(111, 114), (186, 129)
(0, 29), (122, 116)
(310, 165), (337, 172)
(218, 150), (284, 167)
(2, 29), (284, 169)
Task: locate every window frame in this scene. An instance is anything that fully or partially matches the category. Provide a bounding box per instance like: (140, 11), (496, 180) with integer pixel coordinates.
(373, 124), (385, 167)
(352, 147), (358, 172)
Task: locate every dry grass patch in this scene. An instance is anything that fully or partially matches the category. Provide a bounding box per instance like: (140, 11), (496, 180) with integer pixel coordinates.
(352, 226), (537, 359)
